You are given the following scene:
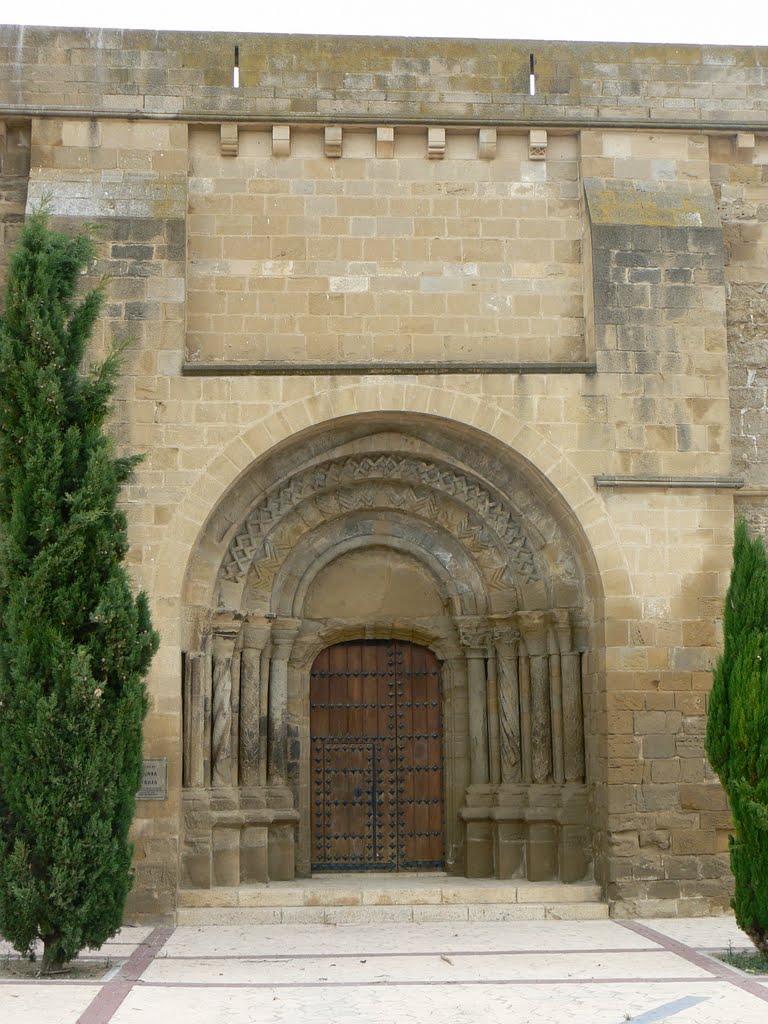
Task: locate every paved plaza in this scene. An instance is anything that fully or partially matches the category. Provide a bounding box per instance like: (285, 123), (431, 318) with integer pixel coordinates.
(1, 915), (767, 1024)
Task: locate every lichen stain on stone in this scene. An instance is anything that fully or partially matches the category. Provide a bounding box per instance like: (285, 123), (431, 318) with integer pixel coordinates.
(585, 182), (718, 228)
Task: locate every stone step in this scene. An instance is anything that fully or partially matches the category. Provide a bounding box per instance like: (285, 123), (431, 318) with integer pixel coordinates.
(177, 877), (608, 925)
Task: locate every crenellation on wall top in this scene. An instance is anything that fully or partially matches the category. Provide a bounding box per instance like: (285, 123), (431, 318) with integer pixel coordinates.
(3, 25), (768, 126)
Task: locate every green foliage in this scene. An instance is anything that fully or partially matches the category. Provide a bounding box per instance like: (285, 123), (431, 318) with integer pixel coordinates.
(705, 519), (768, 953)
(0, 209), (159, 970)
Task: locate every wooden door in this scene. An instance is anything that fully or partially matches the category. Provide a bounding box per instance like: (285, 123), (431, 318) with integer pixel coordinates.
(310, 640), (443, 872)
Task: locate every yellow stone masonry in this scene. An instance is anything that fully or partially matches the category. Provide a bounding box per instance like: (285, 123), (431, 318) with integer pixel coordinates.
(2, 25), (765, 922)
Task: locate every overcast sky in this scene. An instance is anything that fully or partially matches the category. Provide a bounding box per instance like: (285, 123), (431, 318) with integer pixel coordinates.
(5, 1), (767, 46)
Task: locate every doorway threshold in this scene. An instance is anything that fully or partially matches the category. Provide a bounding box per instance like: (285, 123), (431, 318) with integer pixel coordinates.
(177, 876), (607, 925)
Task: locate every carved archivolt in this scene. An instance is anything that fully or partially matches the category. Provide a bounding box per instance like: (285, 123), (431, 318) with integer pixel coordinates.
(241, 479), (525, 610)
(223, 453), (541, 587)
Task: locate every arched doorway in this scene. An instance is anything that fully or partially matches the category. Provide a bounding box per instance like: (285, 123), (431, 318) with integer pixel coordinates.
(179, 414), (599, 889)
(310, 639), (444, 872)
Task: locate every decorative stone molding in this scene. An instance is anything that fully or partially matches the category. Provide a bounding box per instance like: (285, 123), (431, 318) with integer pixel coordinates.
(427, 126), (446, 159)
(594, 474), (744, 489)
(220, 122), (239, 157)
(222, 454), (541, 587)
(324, 125), (343, 157)
(272, 124), (290, 156)
(376, 125), (394, 158)
(478, 127), (497, 160)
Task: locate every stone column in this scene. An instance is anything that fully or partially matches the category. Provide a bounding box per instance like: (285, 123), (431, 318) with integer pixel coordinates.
(211, 629), (238, 788)
(259, 642), (271, 786)
(520, 612), (552, 784)
(518, 645), (532, 783)
(182, 652), (205, 788)
(493, 623), (522, 784)
(555, 611), (585, 783)
(548, 618), (565, 786)
(267, 618), (300, 787)
(230, 647), (241, 787)
(239, 621), (271, 788)
(485, 651), (501, 785)
(457, 618), (490, 785)
(202, 637), (213, 786)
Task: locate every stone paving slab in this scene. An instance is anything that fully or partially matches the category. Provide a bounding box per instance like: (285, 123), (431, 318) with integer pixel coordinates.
(141, 949), (712, 984)
(108, 981), (766, 1024)
(0, 985), (100, 1024)
(161, 920), (660, 956)
(2, 916), (767, 1024)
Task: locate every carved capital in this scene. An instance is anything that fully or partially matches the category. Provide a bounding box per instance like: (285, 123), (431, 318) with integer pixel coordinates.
(491, 615), (520, 650)
(270, 617), (301, 656)
(551, 608), (573, 653)
(242, 620), (271, 650)
(517, 610), (549, 655)
(456, 616), (491, 652)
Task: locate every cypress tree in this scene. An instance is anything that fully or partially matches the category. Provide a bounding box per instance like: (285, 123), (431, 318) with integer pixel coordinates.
(705, 518), (768, 952)
(0, 209), (159, 971)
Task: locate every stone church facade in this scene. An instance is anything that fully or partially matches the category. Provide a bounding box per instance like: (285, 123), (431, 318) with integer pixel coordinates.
(2, 26), (767, 921)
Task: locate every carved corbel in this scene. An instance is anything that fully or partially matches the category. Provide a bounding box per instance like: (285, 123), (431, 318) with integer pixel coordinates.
(428, 126), (446, 159)
(478, 127), (497, 160)
(220, 122), (239, 157)
(325, 125), (343, 158)
(529, 128), (547, 161)
(376, 125), (395, 158)
(272, 124), (290, 156)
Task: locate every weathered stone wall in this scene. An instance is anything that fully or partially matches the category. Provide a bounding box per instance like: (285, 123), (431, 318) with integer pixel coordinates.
(710, 135), (768, 539)
(2, 27), (768, 124)
(2, 26), (764, 921)
(0, 120), (29, 311)
(187, 126), (583, 367)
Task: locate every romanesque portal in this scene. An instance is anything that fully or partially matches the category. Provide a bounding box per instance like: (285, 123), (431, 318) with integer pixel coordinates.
(2, 25), (747, 919)
(180, 416), (596, 887)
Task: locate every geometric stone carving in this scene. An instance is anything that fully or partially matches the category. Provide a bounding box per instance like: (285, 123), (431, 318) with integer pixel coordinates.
(427, 127), (446, 159)
(211, 632), (236, 786)
(242, 479), (518, 609)
(494, 624), (522, 783)
(453, 610), (585, 788)
(529, 129), (547, 161)
(221, 454), (541, 585)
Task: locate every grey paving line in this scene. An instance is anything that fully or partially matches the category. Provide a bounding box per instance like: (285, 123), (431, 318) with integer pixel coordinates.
(618, 920), (768, 1006)
(75, 925), (174, 1024)
(153, 947), (658, 960)
(0, 978), (105, 986)
(131, 977), (716, 990)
